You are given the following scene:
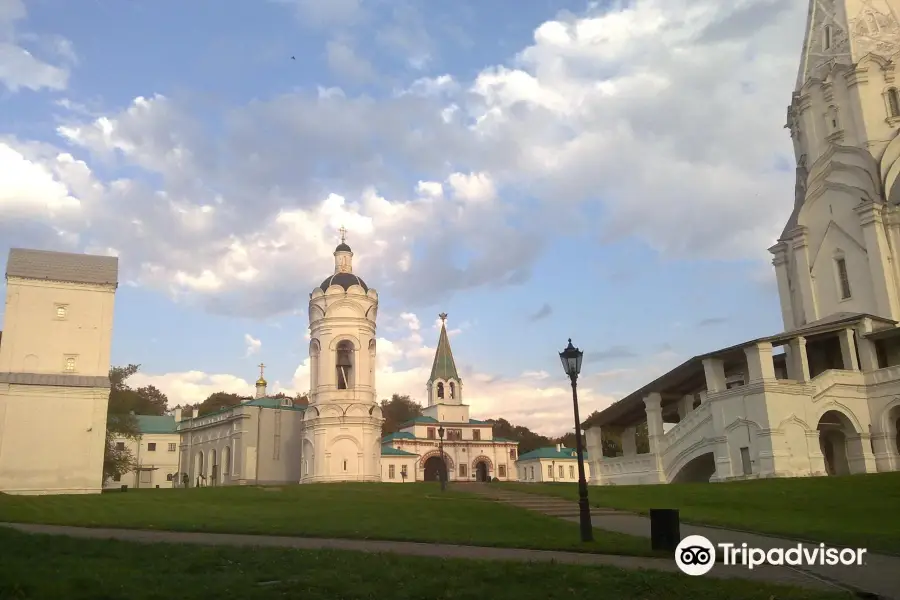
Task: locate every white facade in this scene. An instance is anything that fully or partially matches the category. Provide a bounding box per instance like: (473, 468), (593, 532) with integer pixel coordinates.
(106, 416), (180, 490)
(516, 444), (593, 483)
(584, 1), (900, 485)
(0, 249), (117, 495)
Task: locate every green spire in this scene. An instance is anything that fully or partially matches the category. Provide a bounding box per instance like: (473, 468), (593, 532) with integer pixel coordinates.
(429, 313), (460, 383)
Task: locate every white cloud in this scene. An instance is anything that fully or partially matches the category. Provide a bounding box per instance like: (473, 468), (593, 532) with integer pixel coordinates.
(129, 371), (254, 406)
(0, 0), (72, 91)
(244, 334), (262, 357)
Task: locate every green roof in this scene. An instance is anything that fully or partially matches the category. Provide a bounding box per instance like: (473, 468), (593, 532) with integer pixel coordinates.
(381, 446), (418, 456)
(429, 318), (460, 383)
(383, 431), (416, 442)
(136, 415), (177, 434)
(517, 446), (589, 461)
(400, 416), (438, 426)
(493, 437), (516, 443)
(242, 397), (308, 411)
(469, 418), (488, 424)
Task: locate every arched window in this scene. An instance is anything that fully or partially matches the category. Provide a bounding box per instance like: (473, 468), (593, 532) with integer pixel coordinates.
(823, 24), (832, 50)
(888, 88), (900, 118)
(437, 382), (444, 399)
(309, 339), (320, 391)
(826, 105), (840, 132)
(336, 341), (354, 390)
(449, 381), (456, 399)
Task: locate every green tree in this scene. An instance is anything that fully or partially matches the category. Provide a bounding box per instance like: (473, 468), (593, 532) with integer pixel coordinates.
(197, 392), (246, 416)
(104, 364), (141, 481)
(380, 394), (423, 436)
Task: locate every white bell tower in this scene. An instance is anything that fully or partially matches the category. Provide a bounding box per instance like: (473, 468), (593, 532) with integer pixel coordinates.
(301, 228), (383, 483)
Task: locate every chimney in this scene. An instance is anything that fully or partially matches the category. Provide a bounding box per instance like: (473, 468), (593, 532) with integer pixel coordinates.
(174, 407), (182, 423)
(556, 443), (562, 452)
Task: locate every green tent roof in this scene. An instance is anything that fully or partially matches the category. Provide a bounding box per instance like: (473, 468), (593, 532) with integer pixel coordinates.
(517, 446), (589, 461)
(429, 318), (460, 383)
(135, 415), (177, 434)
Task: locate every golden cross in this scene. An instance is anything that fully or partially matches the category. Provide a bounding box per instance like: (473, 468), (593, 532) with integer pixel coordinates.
(258, 363), (265, 378)
(339, 226), (347, 243)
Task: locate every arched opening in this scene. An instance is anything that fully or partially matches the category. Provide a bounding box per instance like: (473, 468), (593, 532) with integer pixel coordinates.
(194, 452), (204, 487)
(336, 340), (354, 390)
(817, 410), (854, 476)
(886, 405), (900, 455)
(222, 446), (232, 484)
(437, 382), (444, 399)
(209, 448), (218, 486)
(368, 339), (376, 387)
(310, 339), (320, 391)
(670, 452), (716, 483)
(449, 381), (456, 400)
(475, 461), (489, 482)
(423, 456), (447, 482)
(889, 88), (900, 118)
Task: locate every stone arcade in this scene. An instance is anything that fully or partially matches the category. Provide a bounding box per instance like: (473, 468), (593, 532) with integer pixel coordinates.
(584, 0), (900, 485)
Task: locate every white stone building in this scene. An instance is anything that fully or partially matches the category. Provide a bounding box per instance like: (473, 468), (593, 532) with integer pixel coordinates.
(516, 444), (592, 483)
(106, 415), (180, 489)
(584, 0), (900, 485)
(380, 315), (520, 482)
(0, 248), (117, 495)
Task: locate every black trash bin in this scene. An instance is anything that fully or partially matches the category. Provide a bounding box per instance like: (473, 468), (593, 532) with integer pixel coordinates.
(649, 508), (680, 553)
(120, 484), (128, 492)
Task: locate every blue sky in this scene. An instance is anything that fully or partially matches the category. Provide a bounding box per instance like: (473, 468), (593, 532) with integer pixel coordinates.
(0, 0), (805, 435)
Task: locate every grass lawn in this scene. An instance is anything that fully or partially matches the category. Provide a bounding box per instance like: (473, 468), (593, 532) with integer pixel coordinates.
(0, 482), (655, 556)
(500, 472), (900, 554)
(0, 528), (850, 600)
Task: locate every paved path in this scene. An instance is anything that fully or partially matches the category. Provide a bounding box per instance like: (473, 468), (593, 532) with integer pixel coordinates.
(2, 521), (837, 592)
(454, 484), (898, 600)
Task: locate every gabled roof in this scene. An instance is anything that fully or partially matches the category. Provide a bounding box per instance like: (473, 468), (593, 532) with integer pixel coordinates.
(383, 431), (416, 442)
(429, 317), (460, 383)
(135, 415), (177, 434)
(517, 446), (588, 461)
(6, 248), (118, 285)
(400, 416), (439, 426)
(381, 446), (418, 456)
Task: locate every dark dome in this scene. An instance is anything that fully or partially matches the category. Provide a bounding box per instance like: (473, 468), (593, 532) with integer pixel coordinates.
(319, 272), (369, 292)
(335, 242), (352, 252)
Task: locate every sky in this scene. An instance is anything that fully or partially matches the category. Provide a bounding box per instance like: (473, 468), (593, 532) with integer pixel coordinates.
(0, 0), (806, 436)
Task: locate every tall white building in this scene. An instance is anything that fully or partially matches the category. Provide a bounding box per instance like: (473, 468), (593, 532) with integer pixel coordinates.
(0, 248), (118, 495)
(584, 0), (900, 485)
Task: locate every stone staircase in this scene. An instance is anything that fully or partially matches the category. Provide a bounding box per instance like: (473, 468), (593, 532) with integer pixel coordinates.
(452, 483), (622, 519)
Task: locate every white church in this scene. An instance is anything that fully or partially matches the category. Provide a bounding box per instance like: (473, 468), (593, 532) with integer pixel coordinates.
(584, 0), (900, 486)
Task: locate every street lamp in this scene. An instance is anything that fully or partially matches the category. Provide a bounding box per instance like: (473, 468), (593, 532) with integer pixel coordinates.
(559, 338), (593, 543)
(438, 425), (446, 491)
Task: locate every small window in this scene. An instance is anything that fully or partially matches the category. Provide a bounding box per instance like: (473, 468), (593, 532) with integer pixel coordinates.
(498, 465), (506, 478)
(836, 257), (852, 299)
(147, 443), (156, 451)
(823, 24), (832, 50)
(388, 464), (396, 479)
(889, 88), (900, 117)
(343, 460), (348, 471)
(113, 473), (121, 482)
(472, 430), (481, 441)
(437, 382), (444, 399)
(401, 465), (408, 477)
(558, 465), (564, 479)
(64, 357), (76, 372)
(55, 305), (67, 319)
(509, 448), (516, 460)
(168, 443), (176, 452)
(166, 473), (174, 482)
(115, 442), (125, 451)
(459, 464), (467, 477)
(569, 465), (575, 478)
(530, 466), (534, 480)
(547, 465), (553, 478)
(427, 427), (436, 439)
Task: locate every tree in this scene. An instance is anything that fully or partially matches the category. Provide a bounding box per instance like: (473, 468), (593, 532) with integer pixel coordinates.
(104, 364), (142, 481)
(380, 394), (423, 436)
(197, 391), (246, 416)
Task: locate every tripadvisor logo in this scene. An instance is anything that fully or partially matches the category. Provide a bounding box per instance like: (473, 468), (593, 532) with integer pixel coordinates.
(675, 535), (867, 576)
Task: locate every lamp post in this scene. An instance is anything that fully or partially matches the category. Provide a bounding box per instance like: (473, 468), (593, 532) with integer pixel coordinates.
(438, 425), (446, 491)
(559, 338), (593, 543)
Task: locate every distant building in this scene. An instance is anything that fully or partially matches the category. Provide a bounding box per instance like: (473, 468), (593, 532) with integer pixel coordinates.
(0, 248), (118, 495)
(106, 415), (179, 489)
(516, 444), (591, 483)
